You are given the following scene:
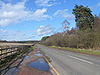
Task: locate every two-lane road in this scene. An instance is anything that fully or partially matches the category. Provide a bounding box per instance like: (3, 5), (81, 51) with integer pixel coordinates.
(36, 44), (100, 75)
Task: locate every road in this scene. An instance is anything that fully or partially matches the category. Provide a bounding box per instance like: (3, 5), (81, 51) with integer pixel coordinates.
(36, 44), (100, 75)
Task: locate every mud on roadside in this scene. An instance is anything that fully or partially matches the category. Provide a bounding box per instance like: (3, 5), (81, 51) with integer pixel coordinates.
(4, 48), (53, 75)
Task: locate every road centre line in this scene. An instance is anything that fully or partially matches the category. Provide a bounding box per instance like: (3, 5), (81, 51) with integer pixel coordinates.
(67, 55), (94, 64)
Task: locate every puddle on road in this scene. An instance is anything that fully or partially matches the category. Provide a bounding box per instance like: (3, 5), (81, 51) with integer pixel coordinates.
(34, 53), (43, 57)
(24, 56), (30, 59)
(28, 58), (50, 71)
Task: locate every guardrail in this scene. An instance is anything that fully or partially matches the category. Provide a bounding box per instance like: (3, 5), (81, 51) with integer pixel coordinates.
(0, 47), (19, 60)
(0, 45), (32, 75)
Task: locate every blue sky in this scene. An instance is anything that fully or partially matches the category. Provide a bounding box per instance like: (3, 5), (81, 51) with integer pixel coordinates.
(0, 0), (100, 41)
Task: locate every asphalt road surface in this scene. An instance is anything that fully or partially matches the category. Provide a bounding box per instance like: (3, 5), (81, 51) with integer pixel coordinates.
(36, 44), (100, 75)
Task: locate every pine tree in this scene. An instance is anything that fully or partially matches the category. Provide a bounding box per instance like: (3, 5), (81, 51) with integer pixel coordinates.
(72, 5), (94, 30)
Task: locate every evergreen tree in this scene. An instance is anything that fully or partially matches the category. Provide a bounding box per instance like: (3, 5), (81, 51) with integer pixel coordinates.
(72, 5), (94, 30)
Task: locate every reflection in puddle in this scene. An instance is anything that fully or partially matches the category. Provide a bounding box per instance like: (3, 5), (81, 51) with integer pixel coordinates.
(28, 58), (50, 71)
(24, 56), (30, 59)
(34, 53), (43, 57)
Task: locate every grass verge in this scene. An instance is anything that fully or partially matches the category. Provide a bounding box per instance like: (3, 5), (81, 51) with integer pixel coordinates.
(50, 46), (100, 56)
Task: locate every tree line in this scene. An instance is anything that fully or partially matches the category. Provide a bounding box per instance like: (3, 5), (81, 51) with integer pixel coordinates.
(41, 5), (100, 50)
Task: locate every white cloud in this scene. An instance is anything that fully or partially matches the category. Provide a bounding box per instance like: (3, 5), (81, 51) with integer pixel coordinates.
(35, 0), (56, 7)
(37, 25), (53, 36)
(91, 3), (100, 9)
(53, 9), (74, 19)
(0, 29), (34, 41)
(31, 8), (50, 21)
(0, 29), (23, 41)
(0, 1), (50, 26)
(96, 3), (100, 7)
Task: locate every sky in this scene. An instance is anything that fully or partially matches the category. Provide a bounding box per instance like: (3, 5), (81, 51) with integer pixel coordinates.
(0, 0), (100, 41)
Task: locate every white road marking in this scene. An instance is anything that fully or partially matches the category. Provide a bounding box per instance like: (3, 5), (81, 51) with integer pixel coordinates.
(67, 55), (94, 64)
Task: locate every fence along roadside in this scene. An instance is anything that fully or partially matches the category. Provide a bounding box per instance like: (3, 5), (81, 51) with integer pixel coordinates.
(0, 45), (32, 75)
